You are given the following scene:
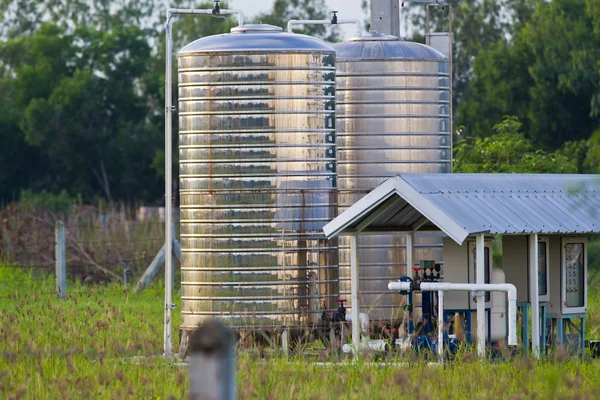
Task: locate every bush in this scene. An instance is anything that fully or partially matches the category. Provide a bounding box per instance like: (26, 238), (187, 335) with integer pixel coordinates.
(19, 189), (79, 213)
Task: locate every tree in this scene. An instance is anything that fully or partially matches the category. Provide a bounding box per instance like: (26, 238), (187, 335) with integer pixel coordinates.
(404, 0), (512, 107)
(454, 116), (577, 173)
(1, 23), (162, 202)
(457, 0), (600, 149)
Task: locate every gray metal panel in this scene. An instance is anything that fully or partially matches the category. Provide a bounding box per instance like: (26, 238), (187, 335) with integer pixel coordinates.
(335, 37), (451, 321)
(324, 173), (600, 238)
(178, 26), (338, 330)
(401, 174), (600, 235)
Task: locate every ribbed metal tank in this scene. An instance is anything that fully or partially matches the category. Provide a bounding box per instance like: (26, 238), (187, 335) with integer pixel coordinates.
(178, 24), (338, 331)
(335, 33), (451, 321)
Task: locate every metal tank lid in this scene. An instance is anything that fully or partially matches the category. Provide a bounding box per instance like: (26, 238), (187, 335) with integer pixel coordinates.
(334, 31), (447, 61)
(179, 23), (334, 54)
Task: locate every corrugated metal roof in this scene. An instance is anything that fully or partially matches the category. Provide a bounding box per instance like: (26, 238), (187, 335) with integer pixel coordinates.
(323, 174), (600, 244)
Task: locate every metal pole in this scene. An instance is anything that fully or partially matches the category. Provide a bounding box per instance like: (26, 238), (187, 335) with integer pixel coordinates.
(55, 221), (66, 299)
(163, 6), (244, 359)
(164, 13), (174, 358)
(406, 233), (414, 275)
(476, 233), (485, 358)
(370, 0), (400, 36)
(350, 234), (360, 358)
(529, 234), (540, 358)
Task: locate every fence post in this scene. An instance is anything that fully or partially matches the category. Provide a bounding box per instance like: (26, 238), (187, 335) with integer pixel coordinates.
(189, 319), (236, 400)
(55, 221), (66, 299)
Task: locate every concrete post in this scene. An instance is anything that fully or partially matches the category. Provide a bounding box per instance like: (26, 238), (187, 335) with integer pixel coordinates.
(189, 319), (236, 400)
(55, 221), (66, 299)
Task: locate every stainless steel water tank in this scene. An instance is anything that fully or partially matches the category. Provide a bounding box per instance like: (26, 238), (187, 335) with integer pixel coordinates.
(335, 33), (451, 322)
(178, 24), (338, 331)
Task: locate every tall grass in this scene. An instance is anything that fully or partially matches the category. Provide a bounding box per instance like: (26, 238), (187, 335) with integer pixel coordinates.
(3, 260), (600, 399)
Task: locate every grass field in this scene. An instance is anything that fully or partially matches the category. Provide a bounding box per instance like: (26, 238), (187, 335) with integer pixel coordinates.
(2, 264), (600, 399)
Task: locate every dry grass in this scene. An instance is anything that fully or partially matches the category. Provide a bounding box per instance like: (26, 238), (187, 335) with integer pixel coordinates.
(0, 204), (167, 282)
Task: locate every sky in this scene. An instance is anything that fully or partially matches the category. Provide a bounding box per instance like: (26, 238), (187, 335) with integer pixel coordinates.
(234, 0), (368, 40)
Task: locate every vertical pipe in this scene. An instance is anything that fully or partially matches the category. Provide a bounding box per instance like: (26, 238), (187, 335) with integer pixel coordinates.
(164, 14), (174, 358)
(438, 290), (444, 363)
(55, 221), (66, 299)
(350, 234), (360, 357)
(476, 233), (485, 358)
(529, 233), (540, 358)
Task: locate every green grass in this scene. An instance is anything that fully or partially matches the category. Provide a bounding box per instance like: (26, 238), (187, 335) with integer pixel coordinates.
(2, 263), (600, 399)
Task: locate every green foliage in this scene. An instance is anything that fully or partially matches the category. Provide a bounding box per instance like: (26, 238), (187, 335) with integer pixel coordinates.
(458, 0), (600, 150)
(19, 189), (79, 213)
(454, 116), (578, 173)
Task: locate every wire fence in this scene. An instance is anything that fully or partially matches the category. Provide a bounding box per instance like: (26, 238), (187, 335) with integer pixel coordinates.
(0, 206), (177, 297)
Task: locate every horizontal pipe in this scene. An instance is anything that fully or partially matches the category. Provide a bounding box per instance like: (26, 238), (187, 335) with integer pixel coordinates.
(168, 8), (244, 26)
(287, 19), (362, 37)
(341, 340), (386, 354)
(388, 281), (518, 346)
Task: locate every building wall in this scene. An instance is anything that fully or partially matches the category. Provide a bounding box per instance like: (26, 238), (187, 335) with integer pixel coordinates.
(442, 237), (470, 310)
(502, 235), (529, 303)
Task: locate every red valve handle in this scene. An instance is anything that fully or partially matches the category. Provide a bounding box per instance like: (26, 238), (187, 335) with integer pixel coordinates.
(412, 267), (422, 271)
(337, 299), (347, 303)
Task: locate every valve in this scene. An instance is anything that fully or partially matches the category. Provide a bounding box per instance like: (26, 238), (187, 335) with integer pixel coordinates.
(330, 299), (347, 324)
(331, 11), (338, 24)
(212, 0), (220, 15)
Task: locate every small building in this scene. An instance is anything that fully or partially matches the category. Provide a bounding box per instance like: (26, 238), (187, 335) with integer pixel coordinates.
(323, 173), (600, 358)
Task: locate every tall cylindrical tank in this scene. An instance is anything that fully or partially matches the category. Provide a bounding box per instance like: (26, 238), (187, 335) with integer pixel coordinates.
(178, 24), (338, 332)
(335, 33), (451, 322)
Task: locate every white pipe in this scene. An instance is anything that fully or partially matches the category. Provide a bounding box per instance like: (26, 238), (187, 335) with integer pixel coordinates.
(287, 19), (362, 37)
(350, 235), (360, 358)
(345, 312), (370, 335)
(163, 6), (244, 359)
(388, 281), (518, 347)
(528, 234), (540, 358)
(168, 8), (244, 26)
(438, 290), (444, 363)
(342, 340), (386, 354)
(476, 233), (485, 358)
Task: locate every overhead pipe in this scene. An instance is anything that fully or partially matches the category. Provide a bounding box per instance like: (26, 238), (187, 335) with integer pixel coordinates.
(388, 281), (518, 348)
(163, 2), (244, 358)
(287, 11), (362, 37)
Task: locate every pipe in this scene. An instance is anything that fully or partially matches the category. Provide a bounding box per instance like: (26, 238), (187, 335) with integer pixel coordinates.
(163, 5), (244, 358)
(388, 281), (518, 347)
(438, 290), (444, 363)
(287, 18), (362, 37)
(168, 8), (244, 26)
(345, 312), (370, 335)
(476, 234), (485, 358)
(342, 340), (386, 354)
